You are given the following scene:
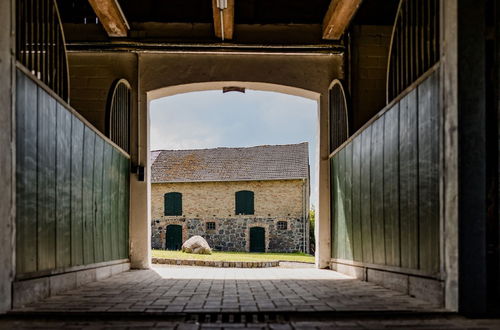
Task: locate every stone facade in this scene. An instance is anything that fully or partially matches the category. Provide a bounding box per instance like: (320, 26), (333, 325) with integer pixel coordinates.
(151, 180), (309, 253)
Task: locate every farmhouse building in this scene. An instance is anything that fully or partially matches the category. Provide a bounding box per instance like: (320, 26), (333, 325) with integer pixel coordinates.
(150, 143), (310, 253)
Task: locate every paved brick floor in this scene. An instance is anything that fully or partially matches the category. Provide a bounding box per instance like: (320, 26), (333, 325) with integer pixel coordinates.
(6, 266), (500, 329)
(14, 265), (441, 314)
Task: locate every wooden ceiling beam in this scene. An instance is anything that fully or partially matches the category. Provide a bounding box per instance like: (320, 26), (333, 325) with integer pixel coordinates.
(212, 0), (235, 40)
(88, 0), (130, 37)
(322, 0), (362, 40)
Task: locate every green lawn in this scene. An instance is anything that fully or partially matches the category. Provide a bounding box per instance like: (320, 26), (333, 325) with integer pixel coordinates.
(152, 250), (315, 263)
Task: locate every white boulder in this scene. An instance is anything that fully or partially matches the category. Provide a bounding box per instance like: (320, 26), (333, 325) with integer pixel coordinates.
(182, 235), (212, 254)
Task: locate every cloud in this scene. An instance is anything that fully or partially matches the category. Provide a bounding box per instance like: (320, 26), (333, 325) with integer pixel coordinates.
(150, 124), (220, 150)
(150, 89), (318, 206)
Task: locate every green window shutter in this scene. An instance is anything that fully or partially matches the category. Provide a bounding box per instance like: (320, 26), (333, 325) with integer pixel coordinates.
(235, 190), (254, 215)
(175, 193), (182, 215)
(235, 191), (242, 214)
(164, 194), (168, 215)
(235, 191), (241, 214)
(165, 192), (182, 216)
(247, 191), (254, 214)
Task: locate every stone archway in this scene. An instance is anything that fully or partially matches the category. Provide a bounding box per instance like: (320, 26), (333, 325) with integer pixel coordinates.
(127, 53), (342, 270)
(144, 81), (319, 259)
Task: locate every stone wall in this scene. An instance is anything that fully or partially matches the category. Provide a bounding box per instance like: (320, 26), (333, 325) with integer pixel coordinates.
(152, 217), (306, 253)
(151, 179), (309, 253)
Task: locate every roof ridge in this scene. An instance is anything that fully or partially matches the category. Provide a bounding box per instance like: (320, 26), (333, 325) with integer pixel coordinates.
(151, 142), (308, 153)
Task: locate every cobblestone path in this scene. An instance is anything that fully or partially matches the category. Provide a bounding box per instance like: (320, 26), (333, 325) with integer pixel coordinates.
(14, 265), (440, 314)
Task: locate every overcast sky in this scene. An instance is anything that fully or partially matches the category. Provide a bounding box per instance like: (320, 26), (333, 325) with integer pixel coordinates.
(150, 89), (318, 208)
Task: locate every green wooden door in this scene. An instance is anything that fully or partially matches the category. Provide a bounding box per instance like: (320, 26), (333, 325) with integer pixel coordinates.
(166, 225), (182, 250)
(250, 227), (265, 252)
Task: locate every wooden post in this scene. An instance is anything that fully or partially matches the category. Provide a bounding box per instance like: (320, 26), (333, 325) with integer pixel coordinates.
(0, 0), (15, 314)
(442, 0), (491, 315)
(456, 0), (489, 315)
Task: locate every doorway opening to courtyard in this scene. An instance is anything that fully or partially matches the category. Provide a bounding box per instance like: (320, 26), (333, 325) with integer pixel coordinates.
(147, 83), (319, 267)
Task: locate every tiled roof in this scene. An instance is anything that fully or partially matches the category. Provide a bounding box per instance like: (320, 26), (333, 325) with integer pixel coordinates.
(150, 150), (162, 164)
(151, 143), (309, 183)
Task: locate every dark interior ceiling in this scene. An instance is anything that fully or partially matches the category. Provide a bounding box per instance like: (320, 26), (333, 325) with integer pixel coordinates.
(227, 0), (331, 24)
(57, 0), (332, 25)
(119, 0), (213, 23)
(56, 0), (400, 45)
(57, 0), (97, 23)
(352, 0), (400, 26)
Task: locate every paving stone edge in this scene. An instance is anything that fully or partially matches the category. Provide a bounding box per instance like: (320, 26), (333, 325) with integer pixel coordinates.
(151, 257), (279, 268)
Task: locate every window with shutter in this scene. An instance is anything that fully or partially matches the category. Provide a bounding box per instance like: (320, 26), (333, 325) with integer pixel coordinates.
(164, 192), (182, 216)
(235, 190), (254, 215)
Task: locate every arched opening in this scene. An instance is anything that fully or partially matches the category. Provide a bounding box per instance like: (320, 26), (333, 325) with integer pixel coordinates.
(106, 79), (131, 153)
(148, 81), (320, 101)
(328, 80), (349, 153)
(147, 81), (318, 259)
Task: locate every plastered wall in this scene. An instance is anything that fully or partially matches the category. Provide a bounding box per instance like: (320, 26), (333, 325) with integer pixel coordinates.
(68, 52), (138, 135)
(349, 25), (392, 132)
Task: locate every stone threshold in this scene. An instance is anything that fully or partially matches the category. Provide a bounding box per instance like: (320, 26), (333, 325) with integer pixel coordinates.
(7, 310), (451, 319)
(152, 257), (279, 268)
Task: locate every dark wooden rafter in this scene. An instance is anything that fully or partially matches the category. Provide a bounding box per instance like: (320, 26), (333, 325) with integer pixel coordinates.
(322, 0), (362, 40)
(212, 0), (234, 40)
(88, 0), (129, 37)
